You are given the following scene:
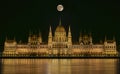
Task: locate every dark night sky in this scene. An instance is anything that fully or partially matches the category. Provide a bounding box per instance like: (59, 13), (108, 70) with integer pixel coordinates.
(0, 0), (120, 46)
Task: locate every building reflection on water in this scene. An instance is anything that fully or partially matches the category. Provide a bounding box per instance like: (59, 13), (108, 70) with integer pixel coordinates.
(0, 59), (120, 74)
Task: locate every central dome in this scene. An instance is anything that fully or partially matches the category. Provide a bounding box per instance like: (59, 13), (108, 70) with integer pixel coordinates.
(55, 25), (65, 32)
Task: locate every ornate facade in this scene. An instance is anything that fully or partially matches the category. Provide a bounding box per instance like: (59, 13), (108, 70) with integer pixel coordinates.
(3, 20), (118, 56)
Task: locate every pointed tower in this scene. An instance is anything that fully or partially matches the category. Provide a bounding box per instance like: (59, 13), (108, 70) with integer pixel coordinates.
(113, 35), (116, 45)
(104, 35), (107, 45)
(89, 32), (92, 45)
(38, 31), (42, 44)
(79, 32), (82, 43)
(5, 36), (8, 46)
(28, 31), (32, 43)
(13, 36), (17, 45)
(68, 26), (72, 47)
(48, 26), (52, 47)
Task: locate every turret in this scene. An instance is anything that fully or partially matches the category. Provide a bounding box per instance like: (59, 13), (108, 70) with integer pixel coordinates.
(48, 26), (52, 47)
(113, 35), (116, 45)
(38, 31), (42, 44)
(79, 32), (82, 43)
(103, 35), (117, 55)
(68, 26), (72, 47)
(89, 32), (92, 45)
(28, 31), (32, 43)
(104, 35), (107, 45)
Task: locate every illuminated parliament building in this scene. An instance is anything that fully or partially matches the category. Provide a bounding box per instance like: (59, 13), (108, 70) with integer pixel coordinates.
(3, 20), (118, 56)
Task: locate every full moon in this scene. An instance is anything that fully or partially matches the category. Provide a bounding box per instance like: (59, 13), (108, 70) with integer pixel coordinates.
(57, 5), (64, 11)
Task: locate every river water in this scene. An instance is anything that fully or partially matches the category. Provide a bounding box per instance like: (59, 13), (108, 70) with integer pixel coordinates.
(0, 59), (120, 74)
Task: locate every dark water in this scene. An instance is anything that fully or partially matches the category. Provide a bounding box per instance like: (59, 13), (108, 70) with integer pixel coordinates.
(0, 59), (120, 74)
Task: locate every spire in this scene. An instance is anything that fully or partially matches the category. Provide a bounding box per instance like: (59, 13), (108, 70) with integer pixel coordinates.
(68, 25), (72, 46)
(49, 26), (52, 32)
(59, 18), (61, 26)
(48, 25), (52, 46)
(39, 31), (42, 38)
(89, 32), (92, 44)
(49, 25), (52, 37)
(38, 31), (42, 43)
(68, 26), (71, 32)
(68, 25), (71, 37)
(79, 32), (82, 43)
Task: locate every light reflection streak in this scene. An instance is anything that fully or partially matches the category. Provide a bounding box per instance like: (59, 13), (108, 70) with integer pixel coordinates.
(0, 59), (119, 74)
